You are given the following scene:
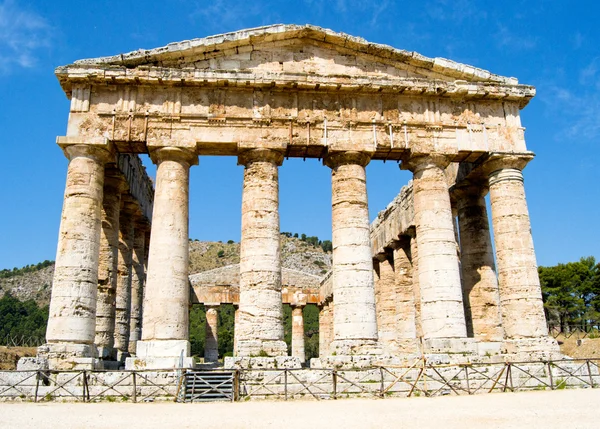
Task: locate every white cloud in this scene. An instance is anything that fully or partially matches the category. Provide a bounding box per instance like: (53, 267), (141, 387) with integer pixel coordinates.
(495, 24), (536, 50)
(0, 0), (51, 73)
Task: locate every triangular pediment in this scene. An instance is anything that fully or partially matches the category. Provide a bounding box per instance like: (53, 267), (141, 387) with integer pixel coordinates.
(58, 24), (522, 87)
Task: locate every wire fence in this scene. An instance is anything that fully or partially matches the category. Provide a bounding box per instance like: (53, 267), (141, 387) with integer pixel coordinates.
(0, 358), (598, 402)
(548, 325), (600, 339)
(0, 335), (45, 348)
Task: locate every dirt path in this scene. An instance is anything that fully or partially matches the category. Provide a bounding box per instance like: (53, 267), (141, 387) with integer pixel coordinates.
(1, 388), (598, 429)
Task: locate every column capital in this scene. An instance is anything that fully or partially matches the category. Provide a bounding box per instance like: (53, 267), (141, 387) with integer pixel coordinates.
(324, 150), (371, 169)
(450, 180), (488, 207)
(64, 143), (116, 165)
(121, 194), (141, 216)
(238, 148), (284, 167)
(149, 147), (198, 166)
(104, 166), (128, 193)
(482, 153), (534, 176)
(400, 153), (451, 173)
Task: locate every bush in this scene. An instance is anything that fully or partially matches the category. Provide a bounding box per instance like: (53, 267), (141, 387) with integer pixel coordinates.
(217, 250), (225, 258)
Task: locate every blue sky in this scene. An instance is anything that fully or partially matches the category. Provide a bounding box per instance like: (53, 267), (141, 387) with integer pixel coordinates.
(0, 0), (598, 270)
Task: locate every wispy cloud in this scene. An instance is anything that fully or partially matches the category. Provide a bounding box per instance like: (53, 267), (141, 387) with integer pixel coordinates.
(540, 80), (600, 141)
(190, 0), (283, 33)
(425, 0), (487, 23)
(0, 0), (52, 73)
(494, 24), (536, 50)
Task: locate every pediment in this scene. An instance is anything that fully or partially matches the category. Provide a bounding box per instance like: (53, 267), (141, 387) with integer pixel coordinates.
(57, 24), (526, 91)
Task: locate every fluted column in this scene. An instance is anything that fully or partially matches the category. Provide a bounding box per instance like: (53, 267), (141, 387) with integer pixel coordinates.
(374, 252), (397, 353)
(235, 148), (287, 357)
(325, 151), (378, 354)
(291, 306), (306, 362)
(403, 155), (472, 353)
(204, 305), (219, 363)
(95, 169), (126, 360)
(44, 143), (114, 368)
(484, 154), (559, 357)
(128, 219), (148, 355)
(114, 196), (137, 362)
(454, 183), (503, 343)
(393, 237), (420, 355)
(132, 147), (197, 369)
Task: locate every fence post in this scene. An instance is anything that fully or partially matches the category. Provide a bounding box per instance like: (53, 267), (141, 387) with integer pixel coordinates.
(547, 362), (554, 390)
(234, 370), (240, 402)
(464, 366), (471, 395)
(586, 360), (595, 388)
(82, 370), (88, 402)
(34, 370), (40, 402)
(132, 372), (137, 403)
(284, 369), (288, 401)
(379, 367), (385, 398)
(332, 370), (337, 400)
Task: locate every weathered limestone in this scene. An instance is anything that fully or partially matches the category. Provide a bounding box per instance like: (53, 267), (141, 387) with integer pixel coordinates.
(484, 155), (559, 358)
(114, 197), (136, 362)
(291, 306), (306, 362)
(407, 229), (423, 343)
(403, 155), (474, 354)
(318, 301), (333, 357)
(454, 183), (503, 344)
(393, 238), (420, 354)
(204, 305), (219, 363)
(129, 147), (197, 369)
(44, 143), (114, 368)
(374, 253), (398, 353)
(128, 220), (148, 355)
(95, 169), (126, 360)
(325, 151), (378, 354)
(235, 148), (287, 357)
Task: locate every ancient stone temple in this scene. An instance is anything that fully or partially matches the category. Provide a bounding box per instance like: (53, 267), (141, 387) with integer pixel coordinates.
(39, 24), (559, 370)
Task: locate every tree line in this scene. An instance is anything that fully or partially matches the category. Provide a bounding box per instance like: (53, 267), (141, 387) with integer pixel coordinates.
(0, 293), (48, 343)
(281, 232), (332, 253)
(0, 260), (54, 279)
(539, 256), (600, 331)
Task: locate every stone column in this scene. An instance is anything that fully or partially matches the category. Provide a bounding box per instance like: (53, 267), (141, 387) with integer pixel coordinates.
(204, 305), (219, 363)
(44, 143), (114, 368)
(114, 196), (137, 362)
(318, 301), (332, 357)
(233, 305), (240, 355)
(235, 148), (287, 357)
(95, 168), (126, 360)
(407, 228), (423, 343)
(484, 155), (559, 357)
(325, 151), (378, 354)
(403, 155), (473, 354)
(291, 306), (306, 362)
(130, 147), (197, 369)
(454, 183), (503, 344)
(128, 219), (148, 355)
(374, 252), (397, 353)
(393, 237), (420, 355)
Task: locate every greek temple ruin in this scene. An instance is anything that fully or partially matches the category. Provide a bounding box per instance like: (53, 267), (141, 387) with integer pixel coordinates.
(36, 24), (560, 370)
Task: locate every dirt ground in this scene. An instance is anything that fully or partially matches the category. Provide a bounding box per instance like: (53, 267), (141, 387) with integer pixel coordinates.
(557, 335), (600, 358)
(0, 346), (36, 370)
(1, 388), (598, 429)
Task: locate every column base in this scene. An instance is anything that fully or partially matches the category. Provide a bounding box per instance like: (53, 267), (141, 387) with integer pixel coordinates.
(330, 339), (382, 356)
(34, 343), (100, 370)
(236, 340), (288, 357)
(224, 356), (302, 369)
(96, 345), (116, 361)
(125, 339), (194, 370)
(501, 336), (562, 361)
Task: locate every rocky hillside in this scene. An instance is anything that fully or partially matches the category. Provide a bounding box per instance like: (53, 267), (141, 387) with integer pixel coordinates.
(1, 235), (332, 306)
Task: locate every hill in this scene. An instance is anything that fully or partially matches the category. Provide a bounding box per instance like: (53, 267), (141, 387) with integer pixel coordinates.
(0, 235), (332, 306)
